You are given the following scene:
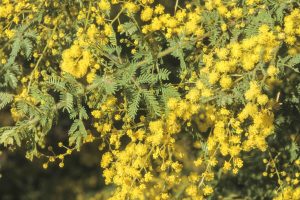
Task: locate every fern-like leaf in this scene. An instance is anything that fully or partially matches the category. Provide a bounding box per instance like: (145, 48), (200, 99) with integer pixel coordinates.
(21, 38), (33, 59)
(0, 92), (14, 110)
(59, 92), (74, 113)
(128, 91), (141, 119)
(157, 68), (170, 81)
(142, 90), (161, 116)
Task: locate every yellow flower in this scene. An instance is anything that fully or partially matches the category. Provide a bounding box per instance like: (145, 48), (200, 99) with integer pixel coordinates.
(233, 157), (243, 168)
(84, 134), (95, 143)
(98, 0), (110, 11)
(103, 168), (114, 184)
(232, 7), (243, 19)
(167, 98), (178, 110)
(230, 43), (242, 58)
(86, 72), (96, 84)
(202, 88), (213, 97)
(196, 80), (205, 90)
(149, 120), (163, 134)
(161, 193), (169, 199)
(141, 7), (153, 22)
(232, 168), (239, 174)
(216, 61), (230, 73)
(216, 48), (229, 59)
(91, 110), (101, 118)
(59, 162), (64, 168)
(144, 172), (153, 182)
(203, 185), (213, 196)
(154, 4), (165, 14)
(220, 75), (232, 89)
(4, 29), (15, 39)
(186, 185), (198, 197)
(267, 65), (279, 76)
(101, 152), (113, 168)
(245, 81), (261, 101)
(186, 88), (200, 102)
(150, 17), (162, 31)
(223, 161), (232, 171)
(175, 9), (187, 21)
(135, 143), (147, 156)
(87, 24), (98, 42)
(221, 23), (227, 31)
(124, 2), (139, 13)
(42, 163), (48, 169)
(60, 45), (92, 78)
(257, 94), (268, 105)
(194, 157), (203, 167)
(229, 145), (241, 157)
(104, 24), (113, 36)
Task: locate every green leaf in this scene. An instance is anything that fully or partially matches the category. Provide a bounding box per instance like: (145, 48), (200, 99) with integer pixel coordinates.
(121, 22), (138, 36)
(128, 91), (141, 119)
(68, 119), (87, 149)
(170, 42), (187, 70)
(289, 142), (299, 162)
(142, 90), (161, 116)
(109, 31), (117, 46)
(157, 68), (170, 81)
(59, 92), (74, 113)
(0, 92), (14, 110)
(47, 76), (66, 92)
(21, 38), (34, 59)
(137, 73), (155, 84)
(287, 54), (300, 72)
(161, 85), (180, 102)
(0, 128), (16, 146)
(93, 75), (117, 95)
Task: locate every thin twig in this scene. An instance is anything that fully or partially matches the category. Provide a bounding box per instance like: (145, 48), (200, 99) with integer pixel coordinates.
(110, 7), (125, 25)
(174, 0), (179, 14)
(198, 144), (220, 188)
(84, 0), (92, 30)
(27, 21), (60, 94)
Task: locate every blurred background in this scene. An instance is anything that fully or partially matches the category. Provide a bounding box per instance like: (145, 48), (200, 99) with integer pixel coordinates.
(0, 0), (300, 199)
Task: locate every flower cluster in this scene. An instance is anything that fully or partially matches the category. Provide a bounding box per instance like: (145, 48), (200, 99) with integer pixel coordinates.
(284, 9), (300, 47)
(0, 0), (299, 199)
(61, 43), (93, 78)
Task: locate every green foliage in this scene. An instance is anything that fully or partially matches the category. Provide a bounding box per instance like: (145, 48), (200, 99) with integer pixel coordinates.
(0, 92), (14, 110)
(1, 0), (300, 199)
(68, 119), (88, 149)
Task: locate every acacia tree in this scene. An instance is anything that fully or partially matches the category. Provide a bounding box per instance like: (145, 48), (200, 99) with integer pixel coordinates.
(0, 0), (299, 199)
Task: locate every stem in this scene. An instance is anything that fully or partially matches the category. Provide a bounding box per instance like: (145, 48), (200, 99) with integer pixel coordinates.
(174, 0), (179, 14)
(84, 0), (92, 30)
(198, 144), (220, 188)
(27, 21), (59, 94)
(110, 7), (125, 25)
(268, 151), (284, 193)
